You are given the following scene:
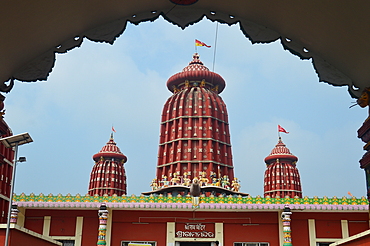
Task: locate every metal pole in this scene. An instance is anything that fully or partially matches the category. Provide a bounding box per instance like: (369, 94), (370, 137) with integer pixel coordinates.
(4, 142), (19, 246)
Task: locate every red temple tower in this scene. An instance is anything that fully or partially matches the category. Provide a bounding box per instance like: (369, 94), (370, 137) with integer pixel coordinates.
(156, 53), (235, 187)
(88, 134), (128, 196)
(0, 95), (14, 223)
(264, 137), (302, 198)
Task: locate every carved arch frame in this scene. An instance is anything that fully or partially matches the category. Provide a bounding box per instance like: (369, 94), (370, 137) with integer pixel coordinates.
(3, 2), (364, 98)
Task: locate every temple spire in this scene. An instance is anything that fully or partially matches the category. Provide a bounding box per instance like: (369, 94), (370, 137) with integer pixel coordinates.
(88, 135), (128, 196)
(264, 137), (302, 198)
(150, 53), (241, 195)
(166, 53), (226, 94)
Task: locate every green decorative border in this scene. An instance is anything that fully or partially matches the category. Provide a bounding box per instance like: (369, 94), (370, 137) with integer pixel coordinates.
(13, 193), (369, 205)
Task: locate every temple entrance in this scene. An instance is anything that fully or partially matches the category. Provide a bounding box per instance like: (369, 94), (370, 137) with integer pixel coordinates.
(179, 243), (212, 246)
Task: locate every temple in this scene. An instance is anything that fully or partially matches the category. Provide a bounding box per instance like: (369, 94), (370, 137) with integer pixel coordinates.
(0, 1), (369, 245)
(144, 53), (244, 196)
(264, 137), (302, 198)
(0, 54), (369, 246)
(88, 134), (128, 196)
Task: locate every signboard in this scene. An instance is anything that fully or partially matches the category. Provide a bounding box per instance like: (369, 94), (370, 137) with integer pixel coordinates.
(128, 244), (151, 246)
(175, 223), (215, 238)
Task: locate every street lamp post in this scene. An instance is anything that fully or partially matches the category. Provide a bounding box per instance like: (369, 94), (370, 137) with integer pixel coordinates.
(0, 133), (33, 246)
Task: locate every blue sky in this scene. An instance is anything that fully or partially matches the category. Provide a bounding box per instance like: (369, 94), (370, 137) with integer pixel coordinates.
(5, 17), (367, 198)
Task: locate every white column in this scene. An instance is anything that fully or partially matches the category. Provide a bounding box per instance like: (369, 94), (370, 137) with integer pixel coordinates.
(75, 217), (83, 246)
(106, 209), (113, 246)
(215, 223), (223, 246)
(341, 220), (349, 239)
(308, 219), (316, 246)
(278, 211), (283, 246)
(43, 216), (51, 236)
(166, 222), (175, 246)
(16, 207), (25, 227)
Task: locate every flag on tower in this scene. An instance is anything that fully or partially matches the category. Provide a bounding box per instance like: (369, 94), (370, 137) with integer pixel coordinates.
(278, 125), (289, 134)
(195, 39), (211, 48)
(112, 126), (116, 133)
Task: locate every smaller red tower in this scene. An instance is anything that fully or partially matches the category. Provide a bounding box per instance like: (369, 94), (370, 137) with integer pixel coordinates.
(88, 134), (128, 196)
(264, 137), (302, 198)
(0, 94), (14, 223)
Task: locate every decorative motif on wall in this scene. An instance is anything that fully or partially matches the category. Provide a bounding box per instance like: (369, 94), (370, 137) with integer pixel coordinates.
(97, 203), (109, 246)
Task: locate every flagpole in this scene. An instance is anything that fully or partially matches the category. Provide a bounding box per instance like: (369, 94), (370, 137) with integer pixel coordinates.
(212, 22), (219, 73)
(111, 125), (116, 138)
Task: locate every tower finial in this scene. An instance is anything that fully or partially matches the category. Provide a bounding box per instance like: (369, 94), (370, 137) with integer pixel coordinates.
(111, 126), (116, 139)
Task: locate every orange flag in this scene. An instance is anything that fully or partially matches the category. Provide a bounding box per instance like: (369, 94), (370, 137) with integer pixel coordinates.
(195, 39), (211, 48)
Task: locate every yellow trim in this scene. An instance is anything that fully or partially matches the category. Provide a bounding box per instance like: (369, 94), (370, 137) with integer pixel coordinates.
(0, 224), (62, 245)
(363, 141), (370, 150)
(318, 238), (341, 242)
(330, 229), (370, 245)
(3, 158), (13, 166)
(0, 194), (9, 201)
(51, 236), (75, 241)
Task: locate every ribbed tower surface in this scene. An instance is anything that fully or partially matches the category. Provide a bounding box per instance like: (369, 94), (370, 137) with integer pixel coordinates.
(88, 134), (128, 196)
(156, 53), (235, 185)
(264, 137), (302, 198)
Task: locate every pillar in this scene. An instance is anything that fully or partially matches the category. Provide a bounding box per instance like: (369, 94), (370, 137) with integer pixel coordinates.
(98, 203), (109, 245)
(281, 206), (292, 246)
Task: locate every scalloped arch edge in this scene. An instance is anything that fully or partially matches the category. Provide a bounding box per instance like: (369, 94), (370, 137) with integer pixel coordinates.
(4, 8), (362, 98)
